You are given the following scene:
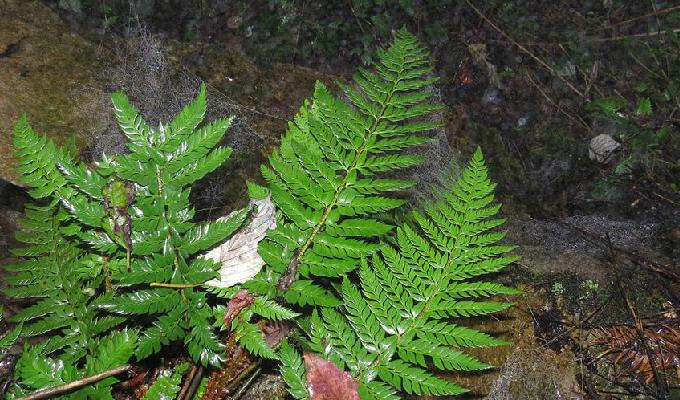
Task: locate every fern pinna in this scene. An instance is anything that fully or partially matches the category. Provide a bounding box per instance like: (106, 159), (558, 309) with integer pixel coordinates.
(250, 28), (443, 306)
(280, 149), (520, 399)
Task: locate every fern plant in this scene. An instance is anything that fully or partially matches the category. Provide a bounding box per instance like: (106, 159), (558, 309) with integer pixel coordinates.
(93, 84), (249, 366)
(10, 330), (137, 399)
(249, 28), (443, 306)
(4, 119), (138, 398)
(7, 83), (250, 373)
(280, 149), (520, 399)
(141, 362), (189, 400)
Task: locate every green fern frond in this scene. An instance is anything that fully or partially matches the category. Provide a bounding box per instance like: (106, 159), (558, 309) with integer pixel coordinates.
(13, 330), (137, 398)
(251, 297), (300, 321)
(253, 29), (443, 304)
(292, 149), (519, 398)
(103, 84), (246, 366)
(9, 82), (247, 370)
(233, 321), (277, 359)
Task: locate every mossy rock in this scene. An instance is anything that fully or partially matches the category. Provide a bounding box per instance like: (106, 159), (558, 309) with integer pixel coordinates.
(0, 0), (109, 185)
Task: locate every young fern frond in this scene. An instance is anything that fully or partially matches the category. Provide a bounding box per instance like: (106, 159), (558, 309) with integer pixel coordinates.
(252, 28), (443, 306)
(282, 149), (520, 399)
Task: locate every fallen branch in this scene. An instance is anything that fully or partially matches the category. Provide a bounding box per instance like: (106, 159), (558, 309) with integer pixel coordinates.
(177, 364), (204, 400)
(15, 364), (131, 400)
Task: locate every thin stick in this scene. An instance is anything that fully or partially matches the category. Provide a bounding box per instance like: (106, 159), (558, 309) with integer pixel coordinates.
(606, 5), (680, 28)
(525, 72), (591, 132)
(15, 364), (131, 400)
(177, 364), (203, 400)
(463, 0), (586, 98)
(177, 364), (198, 400)
(150, 282), (199, 289)
(617, 281), (667, 397)
(230, 366), (261, 400)
(593, 27), (680, 42)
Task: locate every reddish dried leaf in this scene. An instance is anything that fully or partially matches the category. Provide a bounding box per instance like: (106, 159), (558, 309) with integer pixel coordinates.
(303, 353), (360, 400)
(224, 289), (256, 328)
(262, 321), (291, 348)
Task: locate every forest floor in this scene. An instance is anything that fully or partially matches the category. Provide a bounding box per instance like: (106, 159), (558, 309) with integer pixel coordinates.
(0, 0), (679, 399)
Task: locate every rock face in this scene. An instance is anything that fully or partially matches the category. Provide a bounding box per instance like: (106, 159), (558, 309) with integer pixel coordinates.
(0, 0), (107, 186)
(0, 1), (335, 190)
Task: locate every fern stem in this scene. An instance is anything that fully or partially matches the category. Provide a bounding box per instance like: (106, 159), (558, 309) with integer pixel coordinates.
(150, 282), (200, 289)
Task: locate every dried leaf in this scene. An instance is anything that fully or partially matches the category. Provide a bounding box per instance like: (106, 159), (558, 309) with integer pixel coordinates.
(303, 353), (360, 400)
(592, 324), (680, 384)
(224, 289), (256, 328)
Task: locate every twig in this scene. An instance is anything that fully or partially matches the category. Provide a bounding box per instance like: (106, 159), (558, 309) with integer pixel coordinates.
(177, 364), (204, 400)
(15, 364), (131, 400)
(463, 0), (586, 99)
(617, 280), (667, 397)
(229, 366), (261, 400)
(224, 360), (261, 396)
(525, 72), (591, 132)
(592, 27), (680, 42)
(150, 282), (200, 289)
(606, 5), (680, 28)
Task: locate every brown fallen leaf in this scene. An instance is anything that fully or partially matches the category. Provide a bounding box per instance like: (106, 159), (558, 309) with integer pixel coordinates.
(303, 352), (360, 400)
(223, 289), (256, 328)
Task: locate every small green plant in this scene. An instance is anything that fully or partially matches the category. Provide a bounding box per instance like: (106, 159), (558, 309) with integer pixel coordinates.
(551, 282), (565, 296)
(141, 362), (189, 400)
(4, 83), (287, 397)
(586, 28), (680, 200)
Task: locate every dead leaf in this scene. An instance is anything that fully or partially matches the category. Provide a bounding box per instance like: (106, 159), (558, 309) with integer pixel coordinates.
(205, 196), (276, 288)
(303, 353), (360, 400)
(223, 289), (256, 328)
